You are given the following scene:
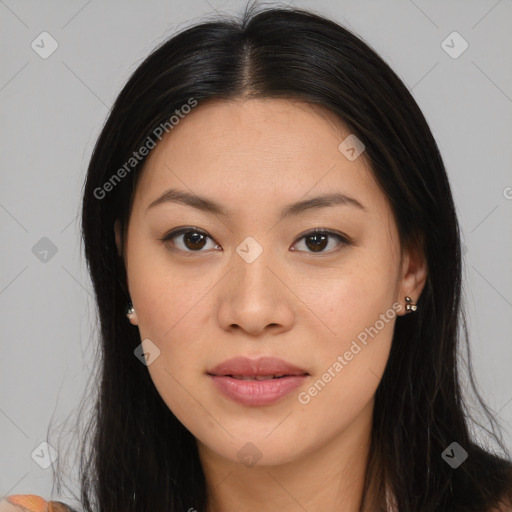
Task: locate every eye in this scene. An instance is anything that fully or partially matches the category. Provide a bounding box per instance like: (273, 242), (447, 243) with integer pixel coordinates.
(160, 227), (221, 254)
(160, 227), (351, 255)
(290, 228), (351, 254)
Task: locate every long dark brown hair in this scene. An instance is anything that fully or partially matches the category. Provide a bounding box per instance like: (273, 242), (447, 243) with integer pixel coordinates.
(51, 3), (512, 511)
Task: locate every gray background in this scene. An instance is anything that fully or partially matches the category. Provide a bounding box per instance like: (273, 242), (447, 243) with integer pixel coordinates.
(1, 0), (511, 504)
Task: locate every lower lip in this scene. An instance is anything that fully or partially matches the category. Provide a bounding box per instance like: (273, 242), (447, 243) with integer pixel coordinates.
(209, 374), (308, 406)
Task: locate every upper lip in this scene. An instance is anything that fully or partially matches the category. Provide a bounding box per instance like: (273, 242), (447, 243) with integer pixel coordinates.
(207, 356), (309, 377)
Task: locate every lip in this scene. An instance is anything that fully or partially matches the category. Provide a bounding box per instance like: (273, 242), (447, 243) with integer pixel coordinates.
(207, 356), (309, 407)
(208, 356), (308, 377)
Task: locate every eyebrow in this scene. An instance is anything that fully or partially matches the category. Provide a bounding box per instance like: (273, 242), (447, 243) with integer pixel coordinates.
(146, 187), (366, 218)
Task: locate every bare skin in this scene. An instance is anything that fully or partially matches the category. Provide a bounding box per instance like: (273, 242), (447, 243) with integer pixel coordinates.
(115, 98), (427, 511)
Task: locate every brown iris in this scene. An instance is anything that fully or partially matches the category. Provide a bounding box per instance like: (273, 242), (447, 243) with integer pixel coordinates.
(305, 233), (328, 252)
(183, 231), (207, 250)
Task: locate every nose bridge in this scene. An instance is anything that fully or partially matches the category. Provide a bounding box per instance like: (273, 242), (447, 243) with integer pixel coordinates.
(232, 235), (277, 298)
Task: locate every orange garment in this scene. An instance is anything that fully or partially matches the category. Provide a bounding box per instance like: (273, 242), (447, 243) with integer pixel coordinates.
(1, 494), (74, 512)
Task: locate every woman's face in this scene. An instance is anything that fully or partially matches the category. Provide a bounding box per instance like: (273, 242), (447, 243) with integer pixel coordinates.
(115, 98), (426, 468)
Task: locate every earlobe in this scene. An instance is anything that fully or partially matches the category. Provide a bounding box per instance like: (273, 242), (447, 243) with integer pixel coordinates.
(126, 303), (138, 325)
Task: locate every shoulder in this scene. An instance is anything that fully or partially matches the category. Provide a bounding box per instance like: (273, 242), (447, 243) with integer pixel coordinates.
(0, 495), (74, 512)
(487, 485), (512, 512)
(489, 496), (512, 512)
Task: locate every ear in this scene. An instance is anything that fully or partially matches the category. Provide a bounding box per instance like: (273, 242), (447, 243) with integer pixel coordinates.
(114, 219), (123, 257)
(396, 240), (428, 316)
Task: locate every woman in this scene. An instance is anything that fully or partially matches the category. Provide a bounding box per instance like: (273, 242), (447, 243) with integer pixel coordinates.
(3, 3), (511, 511)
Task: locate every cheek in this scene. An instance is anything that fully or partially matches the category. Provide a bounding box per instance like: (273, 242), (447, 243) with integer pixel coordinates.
(308, 278), (396, 385)
(130, 272), (213, 401)
(294, 283), (396, 443)
(307, 253), (399, 344)
(294, 255), (398, 413)
(130, 267), (213, 434)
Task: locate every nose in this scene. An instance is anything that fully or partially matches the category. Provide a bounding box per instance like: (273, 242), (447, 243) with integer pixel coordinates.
(216, 243), (296, 337)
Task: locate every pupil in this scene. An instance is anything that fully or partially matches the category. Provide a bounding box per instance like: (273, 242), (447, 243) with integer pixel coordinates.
(185, 232), (206, 250)
(307, 234), (327, 252)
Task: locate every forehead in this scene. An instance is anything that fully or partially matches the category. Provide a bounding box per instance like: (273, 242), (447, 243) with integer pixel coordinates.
(133, 98), (384, 216)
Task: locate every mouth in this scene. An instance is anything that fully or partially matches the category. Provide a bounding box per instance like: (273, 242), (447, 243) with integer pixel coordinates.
(207, 356), (309, 406)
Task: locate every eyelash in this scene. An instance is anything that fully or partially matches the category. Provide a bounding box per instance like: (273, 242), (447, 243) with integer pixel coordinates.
(159, 227), (352, 256)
